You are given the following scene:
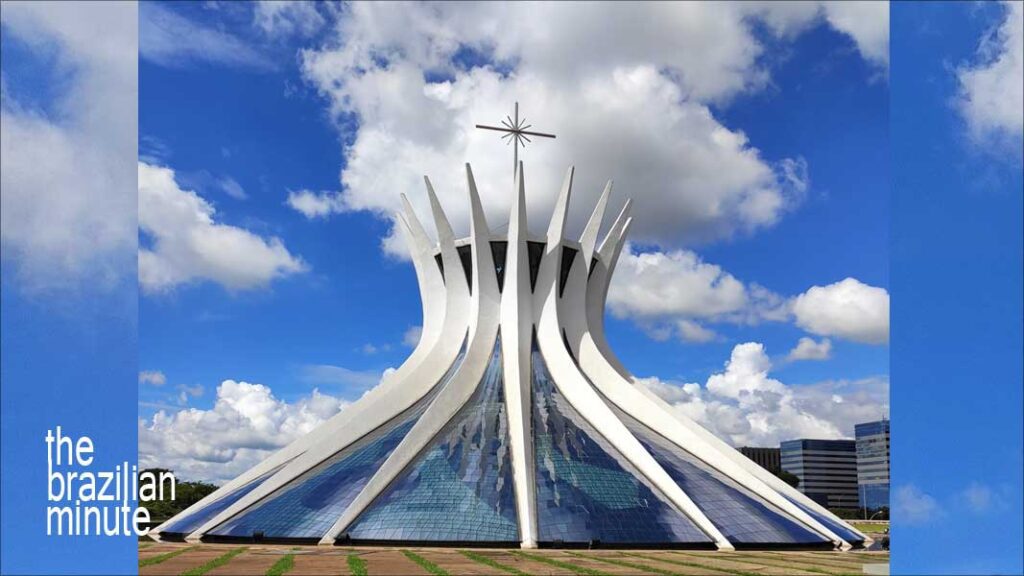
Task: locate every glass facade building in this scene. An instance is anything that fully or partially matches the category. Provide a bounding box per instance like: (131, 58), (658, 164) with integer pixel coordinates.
(780, 439), (860, 510)
(855, 420), (890, 511)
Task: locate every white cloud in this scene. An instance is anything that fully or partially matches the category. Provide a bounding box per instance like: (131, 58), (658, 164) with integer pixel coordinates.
(138, 162), (307, 293)
(300, 364), (384, 394)
(675, 320), (719, 344)
(286, 189), (345, 219)
(960, 481), (1010, 514)
(297, 3), (887, 257)
(176, 383), (205, 405)
(791, 278), (889, 344)
(218, 176), (248, 200)
(637, 341), (888, 447)
(139, 379), (348, 483)
(820, 1), (890, 67)
(608, 248), (887, 346)
(609, 247), (748, 320)
(1, 2), (137, 292)
(402, 326), (423, 348)
(139, 370), (167, 387)
(894, 484), (942, 525)
(787, 337), (833, 361)
(957, 1), (1024, 140)
(139, 2), (273, 70)
(253, 1), (327, 39)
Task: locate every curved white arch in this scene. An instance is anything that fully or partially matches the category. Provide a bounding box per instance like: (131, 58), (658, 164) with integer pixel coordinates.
(500, 162), (540, 548)
(318, 163), (503, 545)
(180, 176), (473, 542)
(566, 216), (850, 550)
(534, 168), (733, 550)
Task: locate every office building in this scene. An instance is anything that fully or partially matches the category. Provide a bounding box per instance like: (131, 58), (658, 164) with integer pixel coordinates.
(781, 439), (860, 510)
(739, 447), (781, 473)
(855, 420), (890, 511)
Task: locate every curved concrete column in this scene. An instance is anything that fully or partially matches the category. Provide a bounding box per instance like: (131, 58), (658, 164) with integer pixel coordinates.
(500, 162), (540, 548)
(533, 168), (733, 551)
(181, 176), (473, 542)
(318, 164), (503, 545)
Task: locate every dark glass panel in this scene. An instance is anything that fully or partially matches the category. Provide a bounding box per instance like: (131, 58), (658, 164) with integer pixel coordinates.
(559, 247), (577, 297)
(527, 241), (545, 291)
(490, 240), (508, 292)
(457, 245), (473, 291)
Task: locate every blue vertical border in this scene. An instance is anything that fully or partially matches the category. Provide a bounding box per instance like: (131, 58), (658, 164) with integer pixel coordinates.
(0, 19), (139, 576)
(891, 2), (1023, 574)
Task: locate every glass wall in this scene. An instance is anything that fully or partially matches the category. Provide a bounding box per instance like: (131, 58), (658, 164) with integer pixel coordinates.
(345, 335), (518, 542)
(159, 465), (285, 537)
(207, 339), (467, 541)
(614, 407), (829, 545)
(531, 339), (711, 545)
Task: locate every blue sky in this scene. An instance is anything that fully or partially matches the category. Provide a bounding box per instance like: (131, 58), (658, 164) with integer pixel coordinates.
(1, 2), (1021, 574)
(891, 2), (1022, 574)
(133, 2), (893, 487)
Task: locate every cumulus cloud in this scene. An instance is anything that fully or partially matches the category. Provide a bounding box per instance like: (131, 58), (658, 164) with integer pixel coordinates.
(139, 379), (348, 484)
(607, 246), (885, 346)
(637, 342), (888, 447)
(787, 337), (833, 361)
(791, 278), (889, 344)
(609, 248), (748, 320)
(297, 3), (885, 257)
(1, 2), (137, 292)
(894, 484), (942, 525)
(957, 1), (1024, 141)
(139, 370), (167, 387)
(286, 189), (345, 219)
(138, 162), (307, 293)
(607, 246), (783, 342)
(820, 1), (890, 67)
(140, 2), (273, 70)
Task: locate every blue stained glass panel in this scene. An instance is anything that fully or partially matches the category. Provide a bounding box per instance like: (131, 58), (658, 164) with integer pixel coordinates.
(208, 341), (467, 540)
(615, 408), (829, 545)
(786, 497), (865, 545)
(531, 341), (711, 545)
(160, 465), (283, 536)
(346, 335), (518, 542)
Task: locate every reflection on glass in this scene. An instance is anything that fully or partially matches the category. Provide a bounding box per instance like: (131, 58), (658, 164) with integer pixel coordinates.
(347, 335), (517, 542)
(531, 339), (711, 544)
(786, 497), (865, 545)
(615, 407), (829, 545)
(160, 465), (284, 537)
(207, 340), (467, 540)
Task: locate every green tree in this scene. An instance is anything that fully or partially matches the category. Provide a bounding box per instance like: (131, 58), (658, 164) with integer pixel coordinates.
(138, 468), (218, 522)
(772, 468), (800, 488)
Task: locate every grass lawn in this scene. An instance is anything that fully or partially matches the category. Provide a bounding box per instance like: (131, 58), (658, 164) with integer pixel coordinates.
(849, 522), (889, 534)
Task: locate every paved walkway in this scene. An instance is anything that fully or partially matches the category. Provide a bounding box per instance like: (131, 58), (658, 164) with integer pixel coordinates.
(139, 542), (890, 576)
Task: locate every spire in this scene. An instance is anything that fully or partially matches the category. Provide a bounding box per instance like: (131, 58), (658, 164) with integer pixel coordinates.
(579, 180), (612, 263)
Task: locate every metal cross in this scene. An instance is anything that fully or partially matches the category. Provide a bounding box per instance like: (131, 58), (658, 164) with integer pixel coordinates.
(476, 102), (556, 179)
